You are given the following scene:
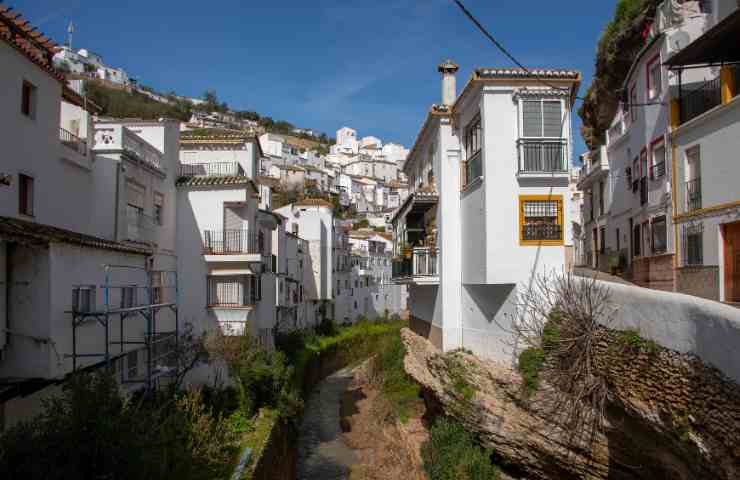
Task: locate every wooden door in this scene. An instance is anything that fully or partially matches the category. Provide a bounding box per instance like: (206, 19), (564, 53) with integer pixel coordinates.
(725, 223), (740, 302)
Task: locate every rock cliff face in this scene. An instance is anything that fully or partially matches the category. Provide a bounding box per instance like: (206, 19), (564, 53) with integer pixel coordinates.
(401, 328), (740, 480)
(578, 0), (660, 148)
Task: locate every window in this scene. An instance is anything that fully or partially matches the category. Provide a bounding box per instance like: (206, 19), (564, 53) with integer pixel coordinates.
(18, 174), (34, 216)
(463, 114), (482, 186)
(651, 139), (666, 179)
(616, 228), (621, 252)
(523, 100), (562, 138)
(640, 149), (648, 179)
(626, 167), (632, 190)
(154, 193), (164, 225)
(630, 85), (637, 122)
(633, 223), (641, 257)
(207, 275), (249, 306)
(652, 216), (667, 254)
(598, 181), (605, 216)
(21, 80), (36, 118)
(647, 55), (662, 99)
(600, 227), (606, 253)
(249, 275), (262, 303)
(683, 223), (703, 265)
(292, 223), (299, 236)
(686, 146), (701, 211)
(519, 196), (564, 245)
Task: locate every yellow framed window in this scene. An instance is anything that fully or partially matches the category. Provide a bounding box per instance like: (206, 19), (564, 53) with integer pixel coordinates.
(519, 195), (564, 246)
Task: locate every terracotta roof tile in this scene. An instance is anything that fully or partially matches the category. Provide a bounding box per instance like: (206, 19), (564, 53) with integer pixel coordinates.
(176, 175), (257, 189)
(0, 5), (64, 83)
(0, 216), (151, 255)
(475, 67), (580, 80)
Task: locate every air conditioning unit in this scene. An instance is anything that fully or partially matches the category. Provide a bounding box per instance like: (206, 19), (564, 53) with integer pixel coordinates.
(72, 286), (96, 313)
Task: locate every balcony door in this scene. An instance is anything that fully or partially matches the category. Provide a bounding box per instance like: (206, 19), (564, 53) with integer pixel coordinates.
(223, 205), (246, 253)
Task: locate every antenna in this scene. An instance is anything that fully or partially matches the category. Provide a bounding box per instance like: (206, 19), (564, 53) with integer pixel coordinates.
(66, 21), (74, 50)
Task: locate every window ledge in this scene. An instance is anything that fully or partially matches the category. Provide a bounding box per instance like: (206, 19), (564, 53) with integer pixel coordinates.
(461, 176), (483, 195)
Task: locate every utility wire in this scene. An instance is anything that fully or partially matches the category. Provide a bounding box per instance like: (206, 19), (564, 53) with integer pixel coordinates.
(451, 0), (664, 108)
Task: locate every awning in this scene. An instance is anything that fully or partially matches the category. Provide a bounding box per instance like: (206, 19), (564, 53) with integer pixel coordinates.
(665, 10), (740, 67)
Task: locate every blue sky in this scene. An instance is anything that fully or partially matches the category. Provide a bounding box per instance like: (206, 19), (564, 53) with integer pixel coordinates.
(12, 0), (616, 156)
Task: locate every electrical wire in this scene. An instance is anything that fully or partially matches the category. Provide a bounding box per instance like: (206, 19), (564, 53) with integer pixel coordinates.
(451, 0), (665, 108)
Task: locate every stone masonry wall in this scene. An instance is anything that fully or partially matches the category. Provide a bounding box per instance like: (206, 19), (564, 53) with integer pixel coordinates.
(631, 254), (675, 292)
(676, 266), (720, 301)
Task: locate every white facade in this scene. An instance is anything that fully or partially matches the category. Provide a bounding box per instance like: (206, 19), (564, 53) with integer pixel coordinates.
(54, 46), (130, 86)
(393, 62), (580, 363)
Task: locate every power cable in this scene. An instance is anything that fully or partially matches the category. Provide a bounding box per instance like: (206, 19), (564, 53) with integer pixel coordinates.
(451, 0), (664, 108)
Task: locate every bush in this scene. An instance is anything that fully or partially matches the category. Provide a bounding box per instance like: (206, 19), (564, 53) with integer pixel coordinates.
(376, 333), (421, 422)
(0, 372), (238, 480)
(517, 347), (545, 397)
(422, 417), (499, 480)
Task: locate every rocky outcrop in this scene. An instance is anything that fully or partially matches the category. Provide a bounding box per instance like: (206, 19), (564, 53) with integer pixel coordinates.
(401, 328), (740, 479)
(578, 0), (660, 148)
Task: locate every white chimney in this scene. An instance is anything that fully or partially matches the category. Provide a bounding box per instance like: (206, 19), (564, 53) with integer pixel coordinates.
(438, 59), (460, 106)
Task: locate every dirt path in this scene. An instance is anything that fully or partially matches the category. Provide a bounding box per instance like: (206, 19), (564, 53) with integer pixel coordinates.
(296, 366), (358, 480)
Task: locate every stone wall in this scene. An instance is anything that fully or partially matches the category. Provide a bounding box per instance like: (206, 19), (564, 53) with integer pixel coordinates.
(630, 254), (675, 292)
(676, 265), (720, 301)
(248, 414), (296, 480)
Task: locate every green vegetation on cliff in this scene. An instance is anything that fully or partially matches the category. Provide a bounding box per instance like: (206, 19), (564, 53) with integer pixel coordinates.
(578, 0), (660, 147)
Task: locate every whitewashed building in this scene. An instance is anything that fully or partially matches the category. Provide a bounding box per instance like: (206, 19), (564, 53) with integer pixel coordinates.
(393, 60), (580, 362)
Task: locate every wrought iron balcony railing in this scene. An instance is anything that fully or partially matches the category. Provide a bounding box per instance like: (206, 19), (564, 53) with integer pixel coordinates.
(686, 178), (702, 212)
(518, 139), (567, 174)
(202, 230), (261, 255)
(680, 76), (721, 124)
(392, 247), (438, 279)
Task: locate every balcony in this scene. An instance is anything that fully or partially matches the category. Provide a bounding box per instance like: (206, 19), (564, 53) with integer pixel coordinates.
(392, 247), (438, 284)
(680, 76), (722, 125)
(577, 145), (608, 189)
(686, 178), (702, 211)
(207, 275), (258, 309)
(94, 125), (164, 172)
(202, 230), (263, 263)
(517, 139), (567, 175)
(650, 162), (666, 180)
(178, 162), (244, 177)
(60, 127), (87, 156)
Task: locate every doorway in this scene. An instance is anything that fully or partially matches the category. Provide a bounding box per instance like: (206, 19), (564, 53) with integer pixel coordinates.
(724, 222), (740, 302)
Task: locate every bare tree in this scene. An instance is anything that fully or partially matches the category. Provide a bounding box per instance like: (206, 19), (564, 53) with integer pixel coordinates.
(510, 271), (617, 443)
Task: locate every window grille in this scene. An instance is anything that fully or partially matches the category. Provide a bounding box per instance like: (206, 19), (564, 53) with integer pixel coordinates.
(521, 198), (563, 243)
(683, 223), (703, 266)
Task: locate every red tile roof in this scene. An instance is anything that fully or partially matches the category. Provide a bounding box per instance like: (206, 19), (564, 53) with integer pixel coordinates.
(0, 5), (64, 82)
(294, 198), (333, 208)
(176, 175), (258, 191)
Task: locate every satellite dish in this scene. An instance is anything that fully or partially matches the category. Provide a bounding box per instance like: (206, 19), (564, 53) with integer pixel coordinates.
(670, 31), (691, 53)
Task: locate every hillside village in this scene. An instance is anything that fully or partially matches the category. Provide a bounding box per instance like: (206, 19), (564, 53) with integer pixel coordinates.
(2, 1), (740, 479)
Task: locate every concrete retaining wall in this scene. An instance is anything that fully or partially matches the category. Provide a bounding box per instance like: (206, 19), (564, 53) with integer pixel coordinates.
(596, 279), (740, 384)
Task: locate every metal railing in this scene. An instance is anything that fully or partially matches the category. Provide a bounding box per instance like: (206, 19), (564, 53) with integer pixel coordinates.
(207, 277), (255, 307)
(202, 230), (261, 255)
(680, 76), (721, 124)
(650, 162), (665, 179)
(686, 178), (702, 211)
(518, 139), (567, 173)
(60, 127), (87, 156)
(178, 162), (244, 177)
(521, 223), (562, 242)
(392, 248), (438, 278)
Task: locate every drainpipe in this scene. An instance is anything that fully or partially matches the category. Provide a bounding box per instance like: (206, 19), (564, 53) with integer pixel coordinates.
(114, 161), (121, 241)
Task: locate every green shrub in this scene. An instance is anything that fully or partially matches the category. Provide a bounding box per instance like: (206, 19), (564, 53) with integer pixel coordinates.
(443, 354), (477, 401)
(542, 322), (561, 352)
(615, 329), (661, 357)
(422, 417), (499, 480)
(376, 333), (421, 422)
(517, 347), (545, 397)
(0, 372), (238, 480)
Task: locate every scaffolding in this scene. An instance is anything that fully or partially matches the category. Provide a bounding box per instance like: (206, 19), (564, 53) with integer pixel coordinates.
(68, 265), (179, 390)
